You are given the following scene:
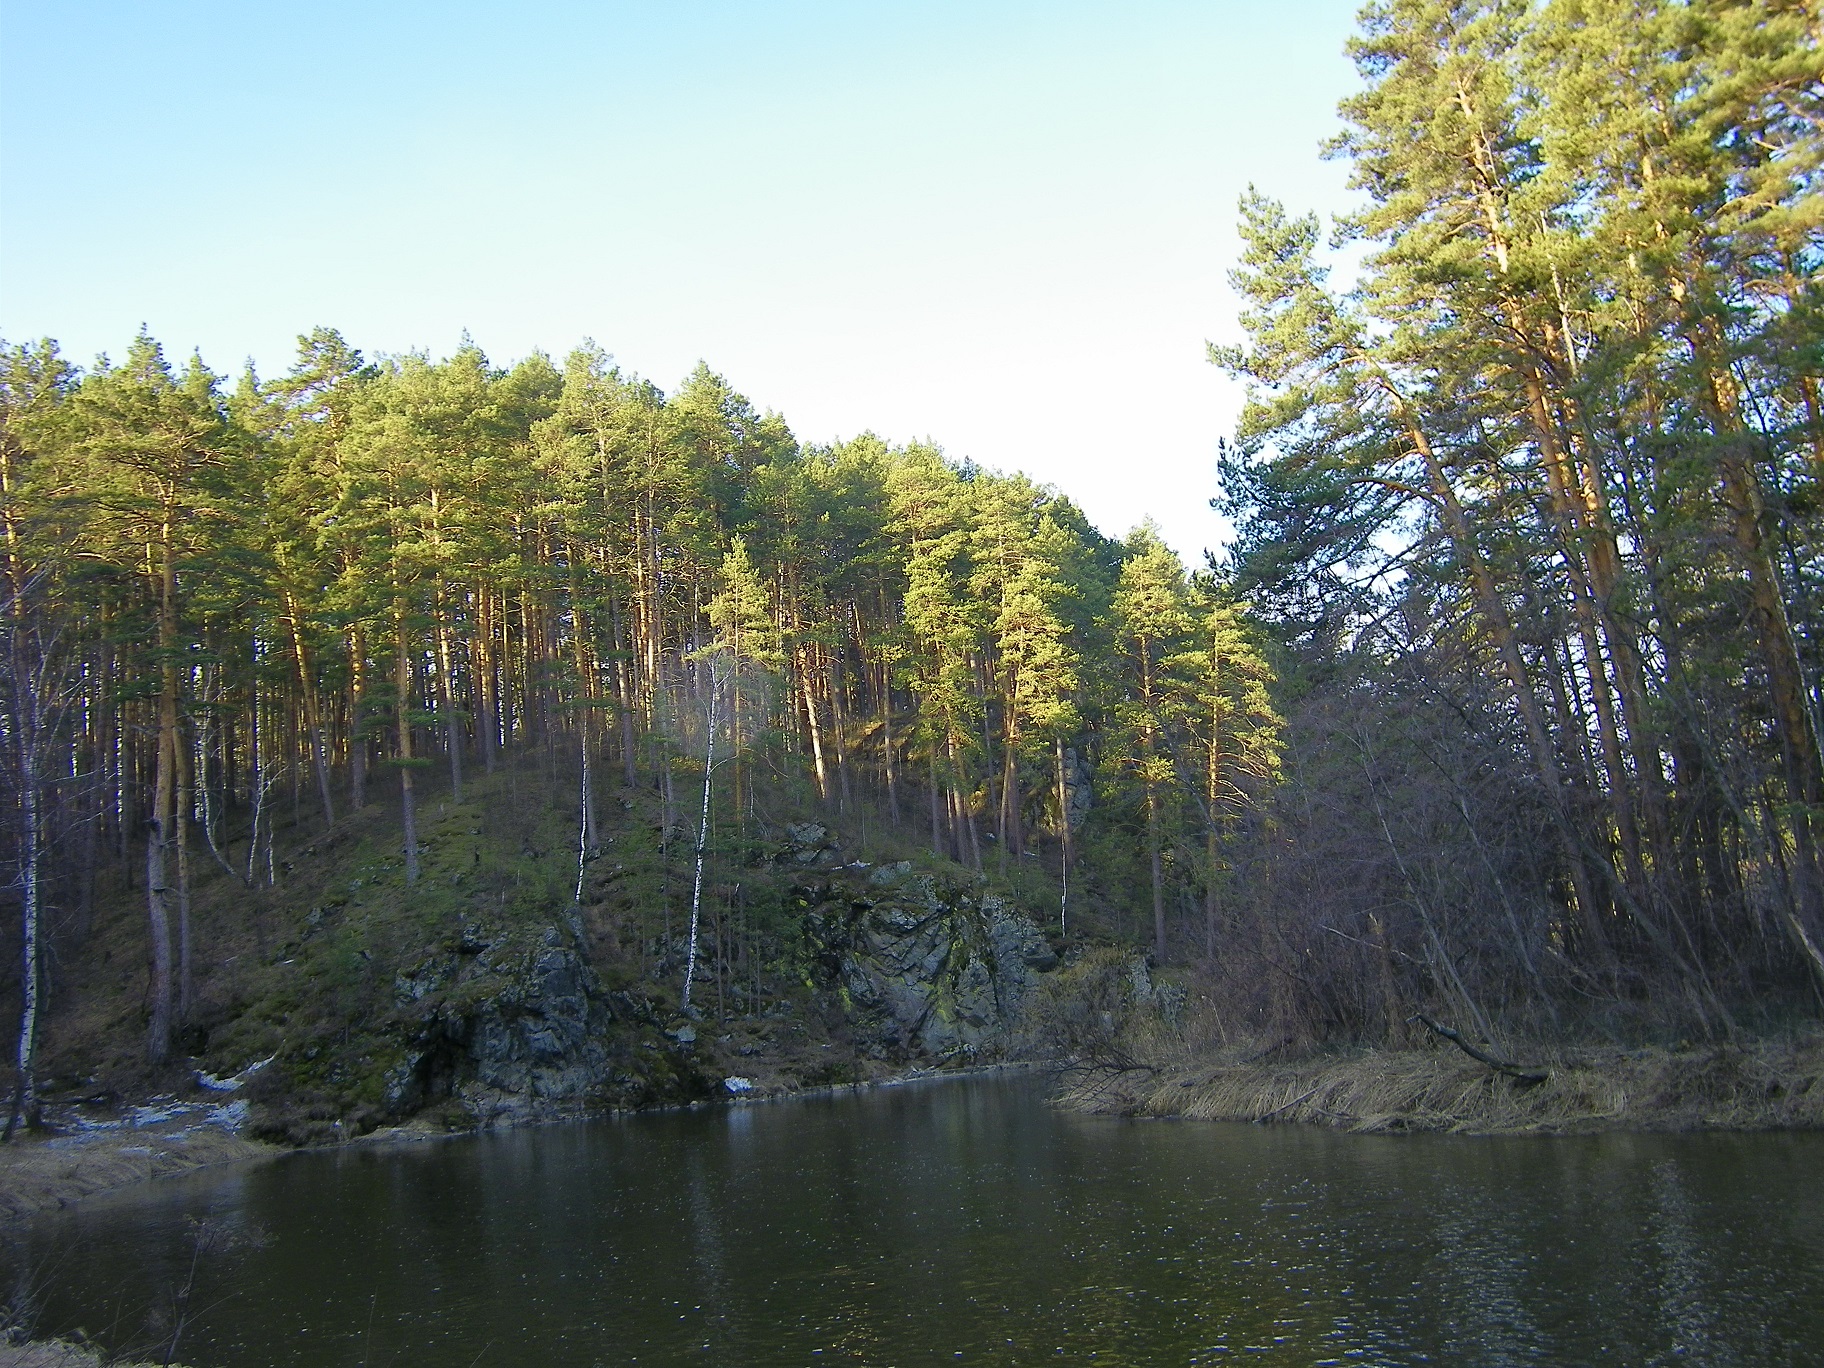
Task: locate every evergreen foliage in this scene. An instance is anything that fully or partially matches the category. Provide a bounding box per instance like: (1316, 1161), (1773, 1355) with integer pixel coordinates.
(1213, 0), (1823, 1043)
(0, 331), (1276, 1099)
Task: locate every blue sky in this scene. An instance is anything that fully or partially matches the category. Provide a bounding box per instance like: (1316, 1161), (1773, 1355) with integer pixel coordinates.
(1, 1), (1363, 563)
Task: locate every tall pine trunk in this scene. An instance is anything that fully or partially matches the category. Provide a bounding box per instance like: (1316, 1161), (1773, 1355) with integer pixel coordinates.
(568, 561), (598, 850)
(5, 616), (45, 1136)
(1055, 737), (1071, 933)
(1138, 639), (1166, 961)
(683, 668), (720, 1011)
(348, 625), (369, 810)
(284, 588), (336, 827)
(476, 586), (499, 774)
(6, 761), (41, 1138)
(395, 601), (420, 886)
(145, 522), (179, 1063)
(801, 647), (829, 802)
(176, 712), (193, 1024)
(1205, 707), (1222, 961)
(434, 582), (463, 802)
(883, 667), (899, 824)
(929, 751), (944, 858)
(1389, 392), (1612, 964)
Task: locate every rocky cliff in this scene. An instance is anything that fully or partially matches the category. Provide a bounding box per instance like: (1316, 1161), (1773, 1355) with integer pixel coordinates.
(241, 822), (1059, 1140)
(799, 853), (1058, 1060)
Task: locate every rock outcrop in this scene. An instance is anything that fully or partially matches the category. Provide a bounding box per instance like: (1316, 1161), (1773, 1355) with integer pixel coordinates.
(800, 861), (1058, 1061)
(247, 830), (1059, 1139)
(381, 921), (706, 1127)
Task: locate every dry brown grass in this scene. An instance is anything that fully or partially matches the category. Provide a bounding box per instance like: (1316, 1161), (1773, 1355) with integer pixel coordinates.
(0, 1128), (274, 1222)
(1056, 1034), (1824, 1134)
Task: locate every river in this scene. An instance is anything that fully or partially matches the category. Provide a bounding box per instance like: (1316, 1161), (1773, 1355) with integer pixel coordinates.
(8, 1073), (1822, 1365)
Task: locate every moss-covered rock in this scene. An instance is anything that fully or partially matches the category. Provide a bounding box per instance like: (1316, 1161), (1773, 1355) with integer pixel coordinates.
(797, 863), (1058, 1061)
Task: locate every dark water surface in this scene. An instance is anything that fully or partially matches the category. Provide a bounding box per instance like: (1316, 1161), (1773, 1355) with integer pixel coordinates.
(9, 1074), (1822, 1365)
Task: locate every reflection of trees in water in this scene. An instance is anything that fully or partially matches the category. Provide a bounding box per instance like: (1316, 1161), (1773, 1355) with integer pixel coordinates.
(1650, 1159), (1728, 1365)
(1427, 1193), (1545, 1362)
(686, 1146), (736, 1358)
(11, 1084), (1821, 1363)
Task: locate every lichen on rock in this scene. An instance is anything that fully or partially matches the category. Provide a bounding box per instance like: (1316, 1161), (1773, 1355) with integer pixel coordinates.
(798, 869), (1058, 1062)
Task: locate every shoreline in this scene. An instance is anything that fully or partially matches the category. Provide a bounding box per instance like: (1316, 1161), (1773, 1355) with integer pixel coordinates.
(0, 1059), (1042, 1220)
(13, 1036), (1818, 1223)
(1053, 1036), (1824, 1134)
(0, 1124), (277, 1225)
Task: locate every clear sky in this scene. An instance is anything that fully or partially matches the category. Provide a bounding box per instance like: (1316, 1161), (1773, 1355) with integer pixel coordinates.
(1, 1), (1363, 565)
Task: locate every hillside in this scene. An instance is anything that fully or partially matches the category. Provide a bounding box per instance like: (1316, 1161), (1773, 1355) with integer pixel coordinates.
(18, 749), (1074, 1145)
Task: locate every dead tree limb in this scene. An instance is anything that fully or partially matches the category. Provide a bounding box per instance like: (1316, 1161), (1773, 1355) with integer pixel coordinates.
(1410, 1013), (1549, 1084)
(1255, 1083), (1321, 1122)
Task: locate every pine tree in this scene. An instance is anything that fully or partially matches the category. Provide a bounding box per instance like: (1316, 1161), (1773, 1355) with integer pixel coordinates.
(1110, 527), (1192, 960)
(62, 335), (239, 1058)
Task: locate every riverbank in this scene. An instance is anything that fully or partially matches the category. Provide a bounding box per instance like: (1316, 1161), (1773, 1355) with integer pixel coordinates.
(0, 1123), (275, 1224)
(0, 1058), (1037, 1222)
(1055, 1034), (1824, 1133)
(14, 1030), (1817, 1219)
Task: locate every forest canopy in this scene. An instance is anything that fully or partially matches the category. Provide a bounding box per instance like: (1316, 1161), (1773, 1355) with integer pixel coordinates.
(1209, 0), (1823, 1038)
(0, 327), (1280, 1070)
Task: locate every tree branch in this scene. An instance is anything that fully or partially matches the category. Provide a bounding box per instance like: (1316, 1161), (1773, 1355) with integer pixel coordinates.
(1410, 1013), (1548, 1084)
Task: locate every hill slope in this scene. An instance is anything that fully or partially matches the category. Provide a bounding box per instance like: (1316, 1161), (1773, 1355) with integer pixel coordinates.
(26, 752), (1069, 1144)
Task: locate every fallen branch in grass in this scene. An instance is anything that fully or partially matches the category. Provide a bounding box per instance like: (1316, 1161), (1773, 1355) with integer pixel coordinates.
(1254, 1084), (1321, 1122)
(1410, 1013), (1549, 1084)
(1056, 1051), (1158, 1082)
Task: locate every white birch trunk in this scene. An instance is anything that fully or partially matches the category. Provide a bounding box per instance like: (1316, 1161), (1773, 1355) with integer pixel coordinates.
(683, 678), (719, 1011)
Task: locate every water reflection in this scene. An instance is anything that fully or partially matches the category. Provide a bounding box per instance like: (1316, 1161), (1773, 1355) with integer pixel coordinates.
(8, 1075), (1822, 1365)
